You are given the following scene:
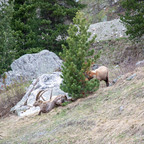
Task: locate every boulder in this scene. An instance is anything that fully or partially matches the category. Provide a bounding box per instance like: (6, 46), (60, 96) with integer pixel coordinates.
(88, 19), (127, 41)
(11, 50), (62, 79)
(11, 72), (70, 116)
(0, 50), (62, 89)
(91, 64), (99, 70)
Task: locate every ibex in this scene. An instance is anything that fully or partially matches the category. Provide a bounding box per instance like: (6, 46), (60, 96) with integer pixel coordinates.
(34, 89), (68, 115)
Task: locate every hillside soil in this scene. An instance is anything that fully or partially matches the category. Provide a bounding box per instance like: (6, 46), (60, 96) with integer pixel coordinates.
(93, 38), (144, 68)
(0, 65), (144, 144)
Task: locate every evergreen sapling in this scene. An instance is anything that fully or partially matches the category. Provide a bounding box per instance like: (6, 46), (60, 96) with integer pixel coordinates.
(60, 12), (100, 99)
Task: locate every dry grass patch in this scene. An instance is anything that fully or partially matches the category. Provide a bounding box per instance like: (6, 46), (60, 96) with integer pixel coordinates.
(0, 81), (30, 118)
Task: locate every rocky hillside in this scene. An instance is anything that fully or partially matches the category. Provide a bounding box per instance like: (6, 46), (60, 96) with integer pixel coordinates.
(93, 38), (144, 67)
(89, 19), (127, 41)
(0, 65), (144, 143)
(79, 0), (124, 23)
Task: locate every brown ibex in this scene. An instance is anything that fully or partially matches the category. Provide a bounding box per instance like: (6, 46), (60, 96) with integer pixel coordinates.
(34, 89), (68, 115)
(86, 66), (109, 87)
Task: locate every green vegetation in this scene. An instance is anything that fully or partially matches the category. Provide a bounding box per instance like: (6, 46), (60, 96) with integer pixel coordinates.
(120, 0), (144, 41)
(9, 0), (85, 57)
(61, 101), (72, 106)
(60, 11), (100, 99)
(0, 2), (15, 74)
(0, 0), (85, 75)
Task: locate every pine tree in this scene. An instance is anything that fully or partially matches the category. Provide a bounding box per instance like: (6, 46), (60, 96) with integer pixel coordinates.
(120, 0), (144, 41)
(9, 0), (85, 57)
(35, 0), (85, 54)
(0, 2), (15, 75)
(9, 0), (38, 57)
(60, 11), (100, 99)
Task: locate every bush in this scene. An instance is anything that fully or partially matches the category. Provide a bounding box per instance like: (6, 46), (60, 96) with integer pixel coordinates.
(60, 11), (100, 100)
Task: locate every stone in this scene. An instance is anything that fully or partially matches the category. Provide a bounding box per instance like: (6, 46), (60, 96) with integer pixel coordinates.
(115, 65), (119, 68)
(11, 50), (62, 79)
(10, 72), (70, 116)
(91, 64), (99, 70)
(119, 106), (124, 112)
(88, 19), (127, 41)
(15, 106), (40, 117)
(126, 74), (136, 81)
(112, 75), (121, 84)
(0, 50), (63, 89)
(136, 60), (144, 66)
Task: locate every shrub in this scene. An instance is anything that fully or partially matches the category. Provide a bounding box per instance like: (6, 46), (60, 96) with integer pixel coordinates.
(60, 11), (100, 100)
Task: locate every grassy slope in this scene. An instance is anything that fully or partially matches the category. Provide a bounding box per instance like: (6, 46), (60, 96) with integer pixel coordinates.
(0, 66), (144, 144)
(93, 38), (144, 66)
(0, 1), (144, 143)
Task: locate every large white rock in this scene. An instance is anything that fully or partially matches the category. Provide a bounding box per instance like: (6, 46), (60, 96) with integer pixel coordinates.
(88, 19), (127, 41)
(11, 72), (69, 116)
(11, 50), (62, 79)
(0, 50), (62, 88)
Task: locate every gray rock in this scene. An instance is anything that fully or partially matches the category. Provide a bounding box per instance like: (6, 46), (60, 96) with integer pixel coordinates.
(136, 60), (144, 66)
(0, 50), (62, 89)
(91, 64), (99, 70)
(112, 75), (121, 84)
(11, 72), (70, 116)
(119, 106), (124, 112)
(11, 50), (62, 79)
(15, 106), (40, 117)
(88, 19), (127, 41)
(112, 78), (118, 84)
(115, 65), (119, 68)
(126, 74), (136, 81)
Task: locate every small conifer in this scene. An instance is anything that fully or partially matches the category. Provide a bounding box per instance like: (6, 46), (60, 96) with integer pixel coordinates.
(60, 12), (100, 99)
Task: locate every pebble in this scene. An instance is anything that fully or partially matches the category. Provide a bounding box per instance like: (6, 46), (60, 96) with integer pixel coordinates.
(119, 106), (124, 112)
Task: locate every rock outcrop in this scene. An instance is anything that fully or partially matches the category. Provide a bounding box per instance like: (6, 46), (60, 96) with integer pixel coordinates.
(10, 72), (69, 116)
(88, 19), (127, 41)
(0, 50), (62, 88)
